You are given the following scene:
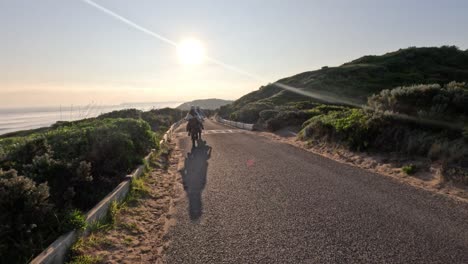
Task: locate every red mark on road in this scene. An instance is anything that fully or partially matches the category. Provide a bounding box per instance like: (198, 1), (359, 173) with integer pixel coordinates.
(246, 159), (255, 167)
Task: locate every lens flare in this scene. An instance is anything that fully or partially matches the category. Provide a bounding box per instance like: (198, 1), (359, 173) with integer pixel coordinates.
(177, 39), (205, 65)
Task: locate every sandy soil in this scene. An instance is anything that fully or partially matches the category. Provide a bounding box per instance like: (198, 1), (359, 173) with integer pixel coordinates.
(255, 128), (468, 203)
(72, 143), (183, 264)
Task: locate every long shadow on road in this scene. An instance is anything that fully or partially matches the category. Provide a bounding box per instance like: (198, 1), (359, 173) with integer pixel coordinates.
(180, 140), (212, 221)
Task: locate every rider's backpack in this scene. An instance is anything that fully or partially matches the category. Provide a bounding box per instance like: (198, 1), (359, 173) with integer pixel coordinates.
(188, 118), (199, 131)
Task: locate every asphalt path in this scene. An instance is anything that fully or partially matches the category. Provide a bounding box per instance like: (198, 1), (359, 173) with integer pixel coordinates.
(165, 119), (468, 263)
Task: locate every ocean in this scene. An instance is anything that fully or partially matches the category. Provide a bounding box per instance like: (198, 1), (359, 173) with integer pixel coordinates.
(0, 102), (182, 135)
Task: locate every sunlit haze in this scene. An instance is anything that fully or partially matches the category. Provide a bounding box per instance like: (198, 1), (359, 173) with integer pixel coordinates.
(1, 0), (468, 107)
(177, 39), (205, 65)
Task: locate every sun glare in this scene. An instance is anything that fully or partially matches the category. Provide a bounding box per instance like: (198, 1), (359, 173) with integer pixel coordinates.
(177, 39), (205, 65)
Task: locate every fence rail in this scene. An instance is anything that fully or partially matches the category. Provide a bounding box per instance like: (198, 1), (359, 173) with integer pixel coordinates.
(215, 116), (254, 131)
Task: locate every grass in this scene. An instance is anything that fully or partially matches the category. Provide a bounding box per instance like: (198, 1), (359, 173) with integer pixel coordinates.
(68, 200), (121, 260)
(68, 188), (141, 262)
(87, 220), (112, 234)
(402, 164), (418, 175)
(68, 233), (111, 264)
(126, 176), (150, 203)
(67, 146), (172, 262)
(86, 195), (128, 234)
(108, 200), (119, 225)
(68, 171), (149, 261)
(62, 209), (88, 233)
(67, 255), (102, 264)
(120, 222), (141, 233)
(123, 236), (133, 246)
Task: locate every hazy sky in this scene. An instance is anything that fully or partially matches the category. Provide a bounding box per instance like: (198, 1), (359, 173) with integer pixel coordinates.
(1, 0), (468, 107)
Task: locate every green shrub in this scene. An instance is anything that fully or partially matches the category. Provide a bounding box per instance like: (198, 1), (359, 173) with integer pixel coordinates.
(23, 153), (89, 209)
(402, 164), (417, 175)
(98, 109), (142, 119)
(0, 114), (170, 261)
(301, 109), (372, 150)
(0, 169), (55, 263)
(230, 101), (274, 123)
(266, 110), (317, 131)
(0, 118), (156, 211)
(257, 104), (350, 132)
(218, 104), (235, 119)
(301, 105), (350, 128)
(287, 101), (320, 110)
(141, 108), (185, 131)
(368, 82), (468, 125)
(259, 109), (279, 122)
(301, 110), (468, 166)
(97, 108), (185, 132)
(2, 136), (51, 169)
(62, 209), (87, 232)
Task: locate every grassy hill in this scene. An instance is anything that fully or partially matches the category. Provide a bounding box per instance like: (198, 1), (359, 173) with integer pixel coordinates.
(176, 98), (233, 110)
(219, 46), (468, 121)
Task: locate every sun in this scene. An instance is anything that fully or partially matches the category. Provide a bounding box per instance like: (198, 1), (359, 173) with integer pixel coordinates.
(177, 39), (205, 65)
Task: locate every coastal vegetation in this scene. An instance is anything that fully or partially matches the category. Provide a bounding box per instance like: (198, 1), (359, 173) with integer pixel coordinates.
(219, 46), (468, 120)
(0, 108), (184, 263)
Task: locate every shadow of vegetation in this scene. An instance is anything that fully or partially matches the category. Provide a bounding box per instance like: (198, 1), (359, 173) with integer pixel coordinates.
(180, 140), (212, 221)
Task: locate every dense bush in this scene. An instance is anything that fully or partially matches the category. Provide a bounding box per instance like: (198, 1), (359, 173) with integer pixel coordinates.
(0, 108), (182, 263)
(301, 106), (468, 165)
(0, 169), (55, 263)
(259, 109), (280, 122)
(284, 101), (320, 110)
(1, 118), (156, 209)
(368, 82), (468, 124)
(299, 84), (468, 181)
(229, 101), (274, 123)
(264, 110), (317, 131)
(217, 104), (234, 120)
(97, 109), (142, 119)
(259, 104), (350, 132)
(98, 108), (185, 132)
(301, 108), (373, 150)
